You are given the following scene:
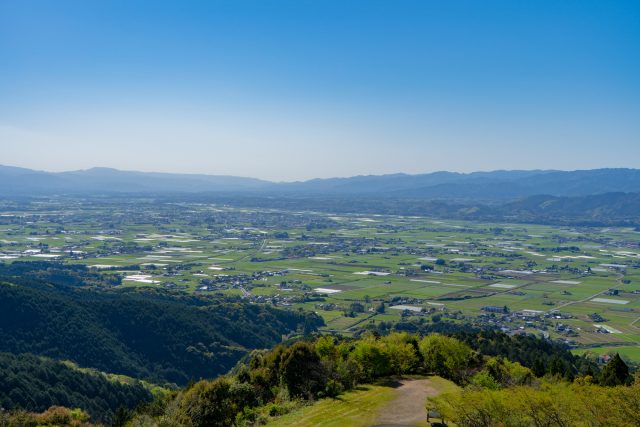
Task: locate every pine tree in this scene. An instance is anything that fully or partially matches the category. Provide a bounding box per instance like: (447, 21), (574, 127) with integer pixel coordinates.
(531, 358), (545, 377)
(600, 353), (631, 386)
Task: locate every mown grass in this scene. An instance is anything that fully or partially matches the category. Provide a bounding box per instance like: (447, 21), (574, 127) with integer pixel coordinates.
(265, 383), (396, 427)
(266, 376), (457, 427)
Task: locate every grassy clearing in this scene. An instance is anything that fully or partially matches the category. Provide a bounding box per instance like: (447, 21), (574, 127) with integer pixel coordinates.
(266, 376), (457, 427)
(425, 375), (459, 394)
(265, 383), (395, 427)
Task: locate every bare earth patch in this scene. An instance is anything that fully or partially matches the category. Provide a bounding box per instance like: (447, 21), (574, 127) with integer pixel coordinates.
(373, 378), (441, 426)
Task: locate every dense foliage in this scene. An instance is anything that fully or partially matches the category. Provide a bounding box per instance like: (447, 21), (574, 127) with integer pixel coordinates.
(0, 266), (322, 385)
(1, 328), (633, 426)
(430, 376), (640, 426)
(424, 335), (636, 426)
(123, 331), (634, 427)
(0, 261), (122, 288)
(452, 329), (596, 379)
(368, 320), (591, 379)
(126, 333), (478, 426)
(0, 353), (151, 422)
(0, 406), (98, 427)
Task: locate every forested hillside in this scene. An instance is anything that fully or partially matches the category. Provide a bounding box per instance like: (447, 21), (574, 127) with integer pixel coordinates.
(0, 265), (322, 385)
(0, 352), (152, 422)
(116, 332), (635, 426)
(0, 319), (632, 425)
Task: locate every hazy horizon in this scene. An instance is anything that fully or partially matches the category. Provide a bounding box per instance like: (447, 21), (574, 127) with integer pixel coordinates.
(4, 162), (640, 184)
(2, 1), (639, 181)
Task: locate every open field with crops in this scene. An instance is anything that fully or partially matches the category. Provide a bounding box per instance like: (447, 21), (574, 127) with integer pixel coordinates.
(2, 198), (640, 361)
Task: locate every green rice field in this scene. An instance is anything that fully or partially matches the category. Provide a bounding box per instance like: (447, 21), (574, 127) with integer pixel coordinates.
(2, 198), (640, 360)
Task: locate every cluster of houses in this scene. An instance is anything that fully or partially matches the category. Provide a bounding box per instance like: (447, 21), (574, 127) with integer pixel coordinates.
(196, 269), (288, 292)
(477, 305), (584, 340)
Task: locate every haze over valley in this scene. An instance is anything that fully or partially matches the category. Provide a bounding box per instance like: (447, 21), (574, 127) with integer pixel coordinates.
(1, 1), (640, 426)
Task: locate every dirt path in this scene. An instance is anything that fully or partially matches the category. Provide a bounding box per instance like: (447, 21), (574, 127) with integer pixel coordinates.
(373, 378), (440, 426)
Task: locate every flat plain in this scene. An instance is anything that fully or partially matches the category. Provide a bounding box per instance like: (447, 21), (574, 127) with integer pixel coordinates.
(2, 198), (640, 362)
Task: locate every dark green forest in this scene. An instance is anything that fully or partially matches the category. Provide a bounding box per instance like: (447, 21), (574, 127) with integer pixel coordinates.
(0, 353), (152, 422)
(0, 263), (322, 385)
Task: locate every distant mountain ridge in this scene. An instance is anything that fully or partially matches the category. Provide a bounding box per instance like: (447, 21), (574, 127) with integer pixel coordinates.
(278, 169), (640, 199)
(2, 165), (640, 200)
(0, 165), (270, 195)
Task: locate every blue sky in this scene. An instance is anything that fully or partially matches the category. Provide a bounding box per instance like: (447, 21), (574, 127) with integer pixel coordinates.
(1, 0), (639, 181)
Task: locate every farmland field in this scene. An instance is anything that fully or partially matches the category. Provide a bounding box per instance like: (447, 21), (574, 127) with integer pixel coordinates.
(2, 197), (640, 361)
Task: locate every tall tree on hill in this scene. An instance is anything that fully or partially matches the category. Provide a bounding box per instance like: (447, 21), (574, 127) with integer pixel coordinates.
(600, 353), (632, 386)
(280, 342), (327, 398)
(531, 358), (546, 378)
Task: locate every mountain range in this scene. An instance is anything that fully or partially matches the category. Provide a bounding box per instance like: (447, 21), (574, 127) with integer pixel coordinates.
(3, 165), (640, 200)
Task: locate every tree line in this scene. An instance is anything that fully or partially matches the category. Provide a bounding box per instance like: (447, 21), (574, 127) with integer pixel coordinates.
(120, 331), (634, 426)
(1, 331), (634, 426)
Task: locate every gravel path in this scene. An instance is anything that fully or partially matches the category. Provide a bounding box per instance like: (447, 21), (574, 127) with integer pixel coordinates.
(373, 378), (440, 426)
